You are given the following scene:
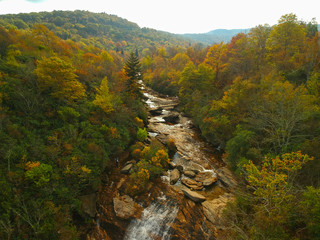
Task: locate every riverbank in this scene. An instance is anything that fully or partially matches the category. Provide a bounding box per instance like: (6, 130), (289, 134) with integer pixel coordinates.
(88, 84), (237, 239)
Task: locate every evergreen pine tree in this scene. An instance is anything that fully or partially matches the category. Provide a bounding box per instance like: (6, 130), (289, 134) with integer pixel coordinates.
(124, 51), (143, 98)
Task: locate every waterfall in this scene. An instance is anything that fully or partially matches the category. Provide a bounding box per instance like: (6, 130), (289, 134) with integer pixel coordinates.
(124, 196), (178, 240)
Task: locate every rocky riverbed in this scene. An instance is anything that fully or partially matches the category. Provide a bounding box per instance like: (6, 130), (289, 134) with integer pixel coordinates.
(87, 84), (237, 240)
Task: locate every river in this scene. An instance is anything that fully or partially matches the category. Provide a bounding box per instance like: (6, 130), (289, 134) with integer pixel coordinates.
(122, 83), (237, 240)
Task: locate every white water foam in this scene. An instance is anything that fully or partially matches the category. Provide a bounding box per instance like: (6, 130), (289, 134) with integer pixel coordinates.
(124, 196), (178, 240)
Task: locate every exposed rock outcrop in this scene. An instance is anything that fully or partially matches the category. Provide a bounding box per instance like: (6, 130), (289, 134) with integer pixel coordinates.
(202, 193), (235, 226)
(113, 195), (142, 220)
(215, 167), (237, 190)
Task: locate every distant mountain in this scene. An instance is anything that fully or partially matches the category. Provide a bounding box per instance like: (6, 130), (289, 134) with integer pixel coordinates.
(182, 28), (251, 45)
(0, 10), (191, 52)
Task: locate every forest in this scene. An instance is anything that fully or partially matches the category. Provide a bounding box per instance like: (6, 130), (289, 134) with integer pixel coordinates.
(0, 10), (319, 240)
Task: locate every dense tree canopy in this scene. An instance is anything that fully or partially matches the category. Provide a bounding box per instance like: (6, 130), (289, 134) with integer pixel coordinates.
(0, 10), (319, 240)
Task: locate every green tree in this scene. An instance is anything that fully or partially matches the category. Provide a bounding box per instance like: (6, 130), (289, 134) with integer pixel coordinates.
(226, 125), (254, 169)
(250, 78), (314, 153)
(302, 186), (320, 238)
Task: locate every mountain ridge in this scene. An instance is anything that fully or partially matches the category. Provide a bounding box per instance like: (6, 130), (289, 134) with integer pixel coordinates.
(181, 28), (251, 45)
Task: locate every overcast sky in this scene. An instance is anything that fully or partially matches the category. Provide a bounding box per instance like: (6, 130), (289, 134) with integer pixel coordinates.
(0, 0), (318, 34)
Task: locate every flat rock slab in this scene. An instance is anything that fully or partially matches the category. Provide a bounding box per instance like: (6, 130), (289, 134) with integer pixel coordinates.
(182, 188), (206, 203)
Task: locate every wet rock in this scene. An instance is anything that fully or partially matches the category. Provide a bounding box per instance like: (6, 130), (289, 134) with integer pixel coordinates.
(170, 169), (180, 185)
(120, 163), (133, 174)
(181, 178), (203, 191)
(163, 113), (180, 124)
(79, 193), (96, 218)
(149, 107), (163, 116)
(202, 177), (218, 187)
(202, 193), (235, 226)
(182, 188), (206, 203)
(184, 170), (196, 178)
(113, 195), (142, 220)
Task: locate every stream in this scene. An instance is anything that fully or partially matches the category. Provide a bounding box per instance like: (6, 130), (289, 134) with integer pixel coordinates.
(89, 83), (237, 240)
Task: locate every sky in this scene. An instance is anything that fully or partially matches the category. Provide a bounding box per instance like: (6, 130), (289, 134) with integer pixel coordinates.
(0, 0), (318, 34)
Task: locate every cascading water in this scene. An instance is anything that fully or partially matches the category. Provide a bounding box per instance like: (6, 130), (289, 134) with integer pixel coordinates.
(124, 195), (178, 240)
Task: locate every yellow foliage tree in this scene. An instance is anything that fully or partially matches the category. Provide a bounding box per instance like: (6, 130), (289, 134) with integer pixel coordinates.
(34, 56), (86, 103)
(266, 14), (306, 72)
(93, 76), (114, 114)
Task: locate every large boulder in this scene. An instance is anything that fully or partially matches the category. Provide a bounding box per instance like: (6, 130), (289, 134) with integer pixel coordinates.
(202, 177), (218, 187)
(182, 189), (206, 203)
(79, 193), (97, 218)
(181, 178), (203, 191)
(202, 193), (235, 226)
(120, 163), (133, 174)
(170, 168), (180, 185)
(113, 195), (142, 220)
